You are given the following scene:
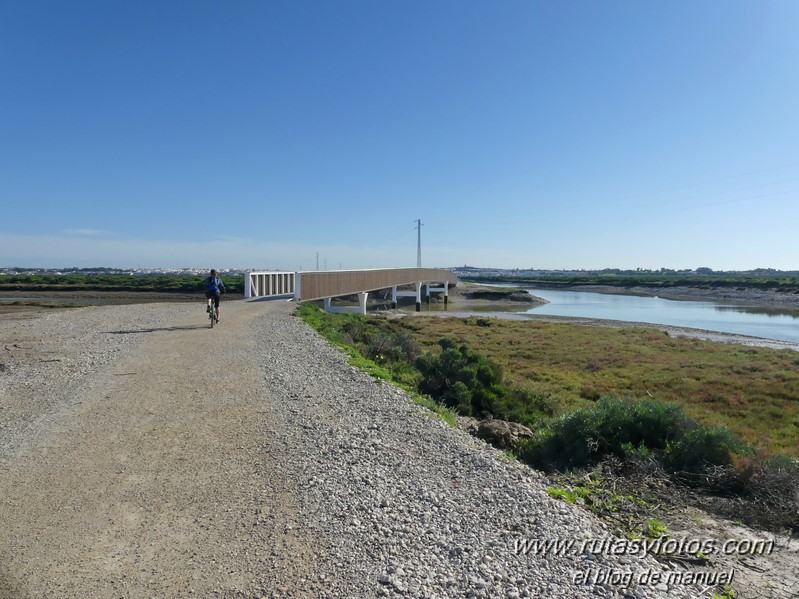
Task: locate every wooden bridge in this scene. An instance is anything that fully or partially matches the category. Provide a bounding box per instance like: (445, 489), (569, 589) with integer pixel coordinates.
(244, 267), (457, 314)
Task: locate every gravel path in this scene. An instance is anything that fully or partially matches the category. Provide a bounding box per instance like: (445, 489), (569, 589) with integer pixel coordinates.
(0, 300), (699, 598)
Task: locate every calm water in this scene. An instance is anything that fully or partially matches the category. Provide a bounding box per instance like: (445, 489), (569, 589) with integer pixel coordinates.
(521, 288), (799, 343)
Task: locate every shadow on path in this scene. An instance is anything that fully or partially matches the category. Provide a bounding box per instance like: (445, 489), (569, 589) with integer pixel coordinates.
(245, 296), (295, 303)
(104, 324), (210, 334)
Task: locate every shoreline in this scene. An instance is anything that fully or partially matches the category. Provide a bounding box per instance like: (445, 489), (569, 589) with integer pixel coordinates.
(434, 283), (799, 351)
(416, 308), (799, 352)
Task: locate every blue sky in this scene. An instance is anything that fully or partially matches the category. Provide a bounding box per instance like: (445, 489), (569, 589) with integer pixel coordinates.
(2, 1), (798, 271)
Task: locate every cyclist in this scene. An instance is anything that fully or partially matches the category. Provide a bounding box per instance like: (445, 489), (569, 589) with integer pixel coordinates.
(204, 269), (226, 321)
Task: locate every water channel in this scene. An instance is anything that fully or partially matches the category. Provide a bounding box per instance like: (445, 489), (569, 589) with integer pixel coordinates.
(518, 288), (799, 343)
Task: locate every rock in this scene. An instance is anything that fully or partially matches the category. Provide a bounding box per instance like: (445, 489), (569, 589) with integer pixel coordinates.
(457, 416), (481, 435)
(476, 419), (533, 450)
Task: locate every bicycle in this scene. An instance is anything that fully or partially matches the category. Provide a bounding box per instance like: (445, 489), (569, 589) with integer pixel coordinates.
(208, 303), (219, 328)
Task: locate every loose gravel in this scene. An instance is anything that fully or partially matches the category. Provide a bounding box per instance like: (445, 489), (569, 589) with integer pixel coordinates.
(0, 303), (196, 463)
(0, 300), (702, 598)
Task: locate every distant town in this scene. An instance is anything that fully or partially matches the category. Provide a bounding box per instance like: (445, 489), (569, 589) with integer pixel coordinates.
(449, 266), (799, 278)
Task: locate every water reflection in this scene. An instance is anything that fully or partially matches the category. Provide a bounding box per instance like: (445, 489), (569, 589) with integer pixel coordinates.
(714, 305), (799, 318)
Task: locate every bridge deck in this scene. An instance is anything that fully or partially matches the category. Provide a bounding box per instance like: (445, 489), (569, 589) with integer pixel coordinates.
(244, 268), (457, 303)
(296, 268), (456, 302)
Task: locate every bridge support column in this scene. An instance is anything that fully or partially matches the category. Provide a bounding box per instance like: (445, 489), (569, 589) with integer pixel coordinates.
(425, 284), (430, 304)
(358, 292), (368, 315)
(415, 282), (422, 312)
(444, 281), (449, 306)
(391, 286), (397, 309)
(323, 298), (332, 312)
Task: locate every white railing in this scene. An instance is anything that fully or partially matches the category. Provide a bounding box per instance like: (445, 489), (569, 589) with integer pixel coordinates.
(244, 271), (296, 299)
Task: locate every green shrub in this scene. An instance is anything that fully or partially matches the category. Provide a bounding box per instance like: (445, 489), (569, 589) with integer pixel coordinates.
(519, 397), (745, 473)
(330, 315), (423, 367)
(415, 337), (505, 417)
(364, 330), (421, 364)
(491, 386), (554, 428)
(621, 441), (652, 461)
(663, 426), (743, 472)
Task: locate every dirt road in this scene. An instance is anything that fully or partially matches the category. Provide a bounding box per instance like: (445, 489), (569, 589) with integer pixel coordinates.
(0, 301), (323, 597)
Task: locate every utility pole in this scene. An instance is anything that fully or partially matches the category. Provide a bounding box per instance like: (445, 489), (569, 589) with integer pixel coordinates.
(316, 252), (319, 270)
(415, 219), (423, 267)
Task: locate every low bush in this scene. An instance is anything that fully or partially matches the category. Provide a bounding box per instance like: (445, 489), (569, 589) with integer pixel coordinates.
(491, 386), (555, 428)
(663, 426), (745, 473)
(693, 453), (799, 532)
(416, 337), (505, 416)
(519, 397), (746, 473)
(318, 311), (424, 373)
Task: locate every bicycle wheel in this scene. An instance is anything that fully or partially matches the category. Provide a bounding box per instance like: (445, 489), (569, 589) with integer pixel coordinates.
(210, 306), (215, 328)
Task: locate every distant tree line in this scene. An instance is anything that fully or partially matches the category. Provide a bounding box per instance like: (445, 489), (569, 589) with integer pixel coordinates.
(462, 272), (799, 292)
(0, 274), (243, 294)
